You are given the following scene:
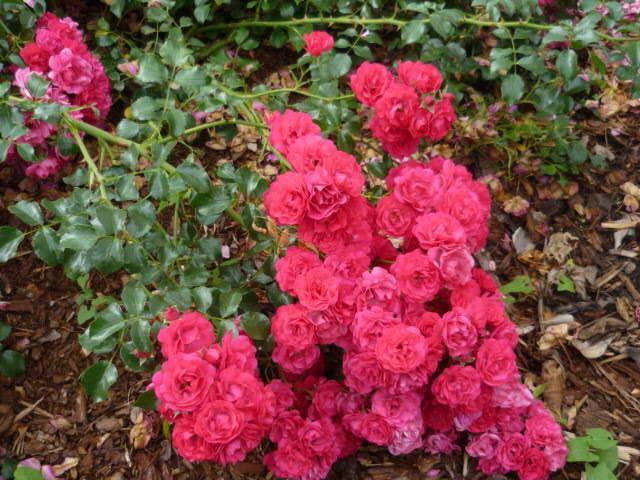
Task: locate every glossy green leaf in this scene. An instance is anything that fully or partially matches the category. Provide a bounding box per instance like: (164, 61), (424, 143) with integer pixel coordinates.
(81, 361), (118, 403)
(0, 226), (24, 263)
(32, 227), (61, 265)
(240, 312), (270, 341)
(8, 200), (43, 226)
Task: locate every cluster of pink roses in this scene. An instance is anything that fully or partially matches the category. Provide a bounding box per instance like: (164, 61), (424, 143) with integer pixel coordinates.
(350, 61), (455, 158)
(151, 309), (277, 464)
(6, 13), (111, 179)
(259, 108), (566, 479)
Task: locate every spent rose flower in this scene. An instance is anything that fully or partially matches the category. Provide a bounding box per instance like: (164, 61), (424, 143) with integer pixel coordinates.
(303, 31), (334, 56)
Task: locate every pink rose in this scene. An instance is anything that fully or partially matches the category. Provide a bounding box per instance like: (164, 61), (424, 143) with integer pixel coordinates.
(269, 410), (304, 443)
(431, 365), (482, 407)
(412, 212), (465, 250)
(324, 247), (371, 279)
(272, 344), (320, 374)
(287, 135), (337, 173)
(275, 247), (322, 295)
(371, 389), (422, 428)
(263, 172), (308, 225)
(355, 267), (399, 311)
(343, 412), (393, 446)
(271, 304), (316, 348)
(294, 265), (339, 311)
(157, 311), (214, 358)
(343, 350), (389, 394)
(517, 448), (551, 480)
(375, 325), (427, 373)
(264, 442), (314, 480)
(305, 169), (349, 220)
(268, 109), (321, 157)
(466, 296), (507, 330)
(441, 307), (478, 358)
(475, 339), (518, 386)
(194, 399), (244, 444)
(390, 250), (441, 303)
(466, 432), (502, 459)
(392, 166), (444, 212)
(171, 415), (214, 462)
(422, 397), (454, 432)
(352, 307), (400, 351)
(492, 382), (533, 409)
(408, 108), (434, 139)
(424, 432), (460, 454)
(375, 194), (417, 237)
(151, 353), (216, 412)
(496, 432), (529, 471)
(350, 62), (394, 107)
(427, 94), (456, 142)
(217, 331), (258, 373)
(19, 43), (49, 72)
(427, 246), (474, 288)
(300, 418), (337, 454)
(48, 48), (93, 94)
(303, 31), (334, 56)
(524, 413), (563, 448)
(397, 61), (443, 93)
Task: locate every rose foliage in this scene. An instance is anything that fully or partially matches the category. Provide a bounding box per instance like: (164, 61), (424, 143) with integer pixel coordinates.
(152, 60), (566, 480)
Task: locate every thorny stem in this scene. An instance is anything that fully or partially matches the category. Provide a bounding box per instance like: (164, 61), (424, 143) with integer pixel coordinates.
(212, 80), (355, 102)
(199, 15), (638, 43)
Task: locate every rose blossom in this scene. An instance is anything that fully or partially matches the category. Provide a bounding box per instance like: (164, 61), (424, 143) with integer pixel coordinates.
(390, 250), (441, 303)
(371, 389), (422, 428)
(343, 351), (389, 394)
(431, 365), (482, 407)
(171, 416), (212, 462)
(375, 325), (427, 373)
(397, 61), (443, 93)
(271, 304), (316, 348)
(287, 135), (337, 173)
(412, 212), (466, 250)
(151, 353), (216, 412)
(428, 246), (474, 287)
(466, 432), (502, 459)
(517, 448), (551, 480)
(305, 169), (349, 220)
(375, 194), (417, 237)
(350, 62), (394, 107)
(263, 172), (308, 225)
(267, 109), (321, 157)
(194, 400), (244, 444)
(303, 31), (334, 56)
(272, 344), (321, 374)
(441, 307), (478, 358)
(496, 432), (529, 471)
(294, 265), (340, 311)
(275, 247), (322, 295)
(343, 412), (393, 446)
(392, 166), (444, 212)
(48, 48), (93, 94)
(352, 308), (400, 351)
(475, 339), (518, 386)
(157, 311), (214, 358)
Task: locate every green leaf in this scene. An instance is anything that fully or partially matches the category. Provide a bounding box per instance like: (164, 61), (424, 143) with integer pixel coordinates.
(557, 274), (576, 293)
(192, 286), (213, 311)
(401, 20), (426, 43)
(0, 140), (10, 164)
(500, 275), (534, 295)
(556, 49), (578, 83)
(25, 73), (49, 98)
(567, 437), (600, 463)
(134, 389), (158, 409)
(60, 225), (98, 251)
(160, 28), (191, 67)
(115, 174), (140, 201)
(194, 4), (210, 23)
(542, 26), (568, 45)
(586, 428), (617, 450)
(32, 227), (61, 265)
(586, 463), (616, 480)
(596, 446), (619, 470)
(177, 162), (211, 193)
(326, 53), (352, 79)
(219, 290), (243, 318)
(0, 323), (11, 342)
(137, 54), (169, 84)
(116, 119), (141, 139)
(92, 205), (125, 236)
(33, 103), (61, 123)
(16, 143), (35, 162)
(90, 238), (124, 274)
(0, 350), (25, 377)
(240, 312), (270, 341)
(8, 200), (43, 226)
(77, 305), (95, 325)
(501, 73), (525, 105)
(148, 171), (169, 200)
(167, 108), (194, 137)
(126, 201), (155, 238)
(517, 55), (546, 75)
(192, 189), (231, 225)
(131, 96), (161, 121)
(0, 226), (24, 263)
(131, 319), (151, 352)
(13, 466), (44, 480)
(122, 281), (146, 315)
(81, 361), (118, 403)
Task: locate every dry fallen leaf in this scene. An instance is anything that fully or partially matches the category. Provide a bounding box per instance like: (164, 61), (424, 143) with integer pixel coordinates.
(571, 335), (615, 359)
(544, 232), (578, 264)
